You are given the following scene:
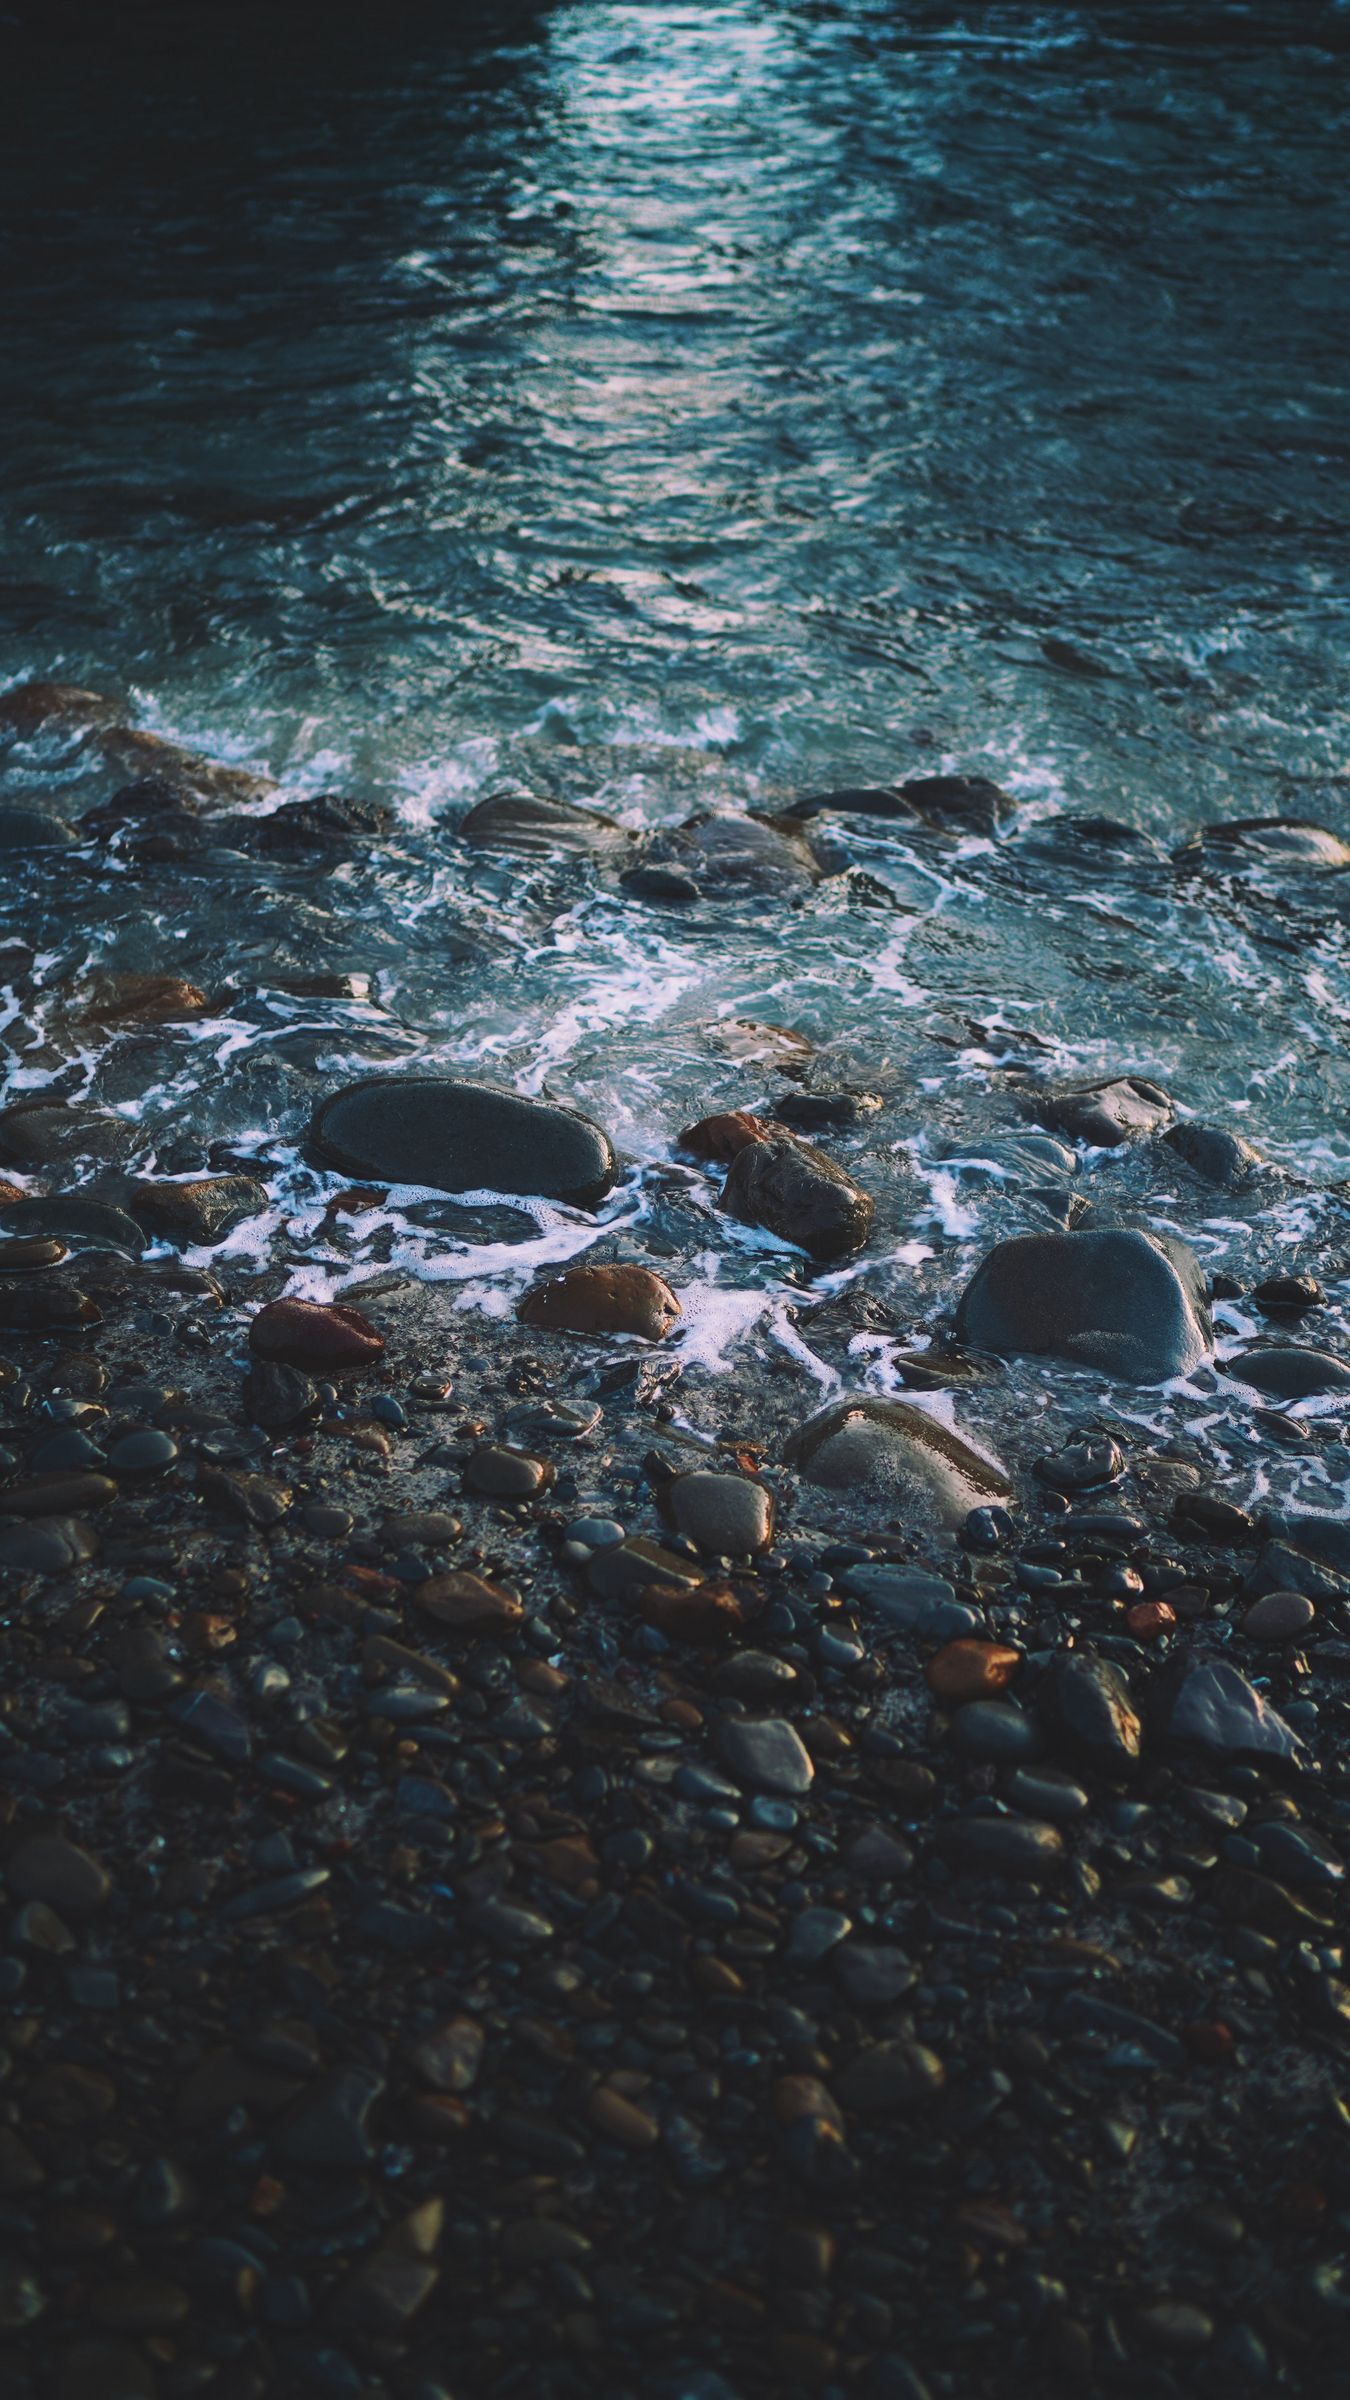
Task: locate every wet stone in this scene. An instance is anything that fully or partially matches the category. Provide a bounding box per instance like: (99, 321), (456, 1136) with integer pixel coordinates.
(1022, 1073), (1173, 1147)
(939, 1815), (1067, 1879)
(949, 1700), (1041, 1763)
(1161, 1119), (1265, 1186)
(463, 1444), (554, 1498)
(719, 1716), (816, 1796)
(1226, 1344), (1350, 1400)
(244, 1356), (322, 1429)
(0, 1516), (98, 1575)
(518, 1262), (681, 1339)
(460, 788), (632, 857)
(662, 1469), (774, 1556)
(1004, 1764), (1091, 1821)
(956, 1227), (1212, 1382)
(5, 1833), (111, 1916)
(249, 1297), (385, 1370)
(720, 1132), (875, 1262)
(1047, 1652), (1144, 1770)
(310, 1075), (618, 1206)
(788, 1396), (1010, 1531)
(843, 1564), (956, 1624)
(107, 1427), (179, 1475)
(274, 2069), (385, 2168)
(834, 2040), (945, 2114)
(1162, 1658), (1305, 1763)
(129, 1174), (268, 1245)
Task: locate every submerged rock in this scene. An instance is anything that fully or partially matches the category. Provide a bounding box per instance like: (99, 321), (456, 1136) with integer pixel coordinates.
(0, 679), (120, 737)
(1161, 1120), (1266, 1186)
(130, 1176), (268, 1246)
(679, 1109), (773, 1163)
(1019, 1075), (1173, 1147)
(459, 790), (633, 858)
(1175, 817), (1350, 872)
(309, 1077), (618, 1208)
(783, 773), (1014, 837)
(0, 803), (77, 849)
(0, 1101), (140, 1171)
(1224, 1345), (1350, 1400)
(719, 1133), (874, 1261)
(0, 1197), (146, 1255)
(955, 1228), (1212, 1382)
(517, 1264), (681, 1341)
(785, 1395), (1011, 1529)
(648, 811), (823, 893)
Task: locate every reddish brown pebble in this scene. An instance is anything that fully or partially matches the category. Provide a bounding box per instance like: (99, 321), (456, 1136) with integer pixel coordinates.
(677, 1109), (772, 1163)
(413, 1572), (523, 1635)
(83, 973), (211, 1023)
(518, 1263), (681, 1341)
(1181, 2019), (1236, 2064)
(925, 1639), (1021, 1704)
(1125, 1600), (1177, 1642)
(636, 1579), (748, 1645)
(586, 2085), (660, 2148)
(248, 1297), (385, 1370)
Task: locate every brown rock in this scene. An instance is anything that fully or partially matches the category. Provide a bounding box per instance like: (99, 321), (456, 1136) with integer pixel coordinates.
(130, 1175), (267, 1245)
(414, 1571), (523, 1635)
(720, 1133), (874, 1262)
(462, 1445), (554, 1498)
(586, 2084), (660, 2147)
(95, 726), (272, 803)
(81, 973), (211, 1024)
(925, 1640), (1022, 1705)
(248, 1297), (385, 1370)
(678, 1110), (773, 1163)
(0, 679), (120, 737)
(0, 1474), (117, 1515)
(518, 1263), (681, 1341)
(637, 1580), (749, 1645)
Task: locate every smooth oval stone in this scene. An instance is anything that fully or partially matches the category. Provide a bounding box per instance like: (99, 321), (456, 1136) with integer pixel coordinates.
(661, 1471), (774, 1557)
(1004, 1765), (1091, 1822)
(517, 1264), (681, 1341)
(938, 1815), (1066, 1879)
(0, 1236), (67, 1270)
(955, 1228), (1212, 1383)
(414, 1571), (522, 1634)
(459, 789), (633, 858)
(1253, 1273), (1323, 1317)
(463, 1445), (554, 1499)
(0, 1515), (98, 1574)
(949, 1700), (1041, 1763)
(310, 1076), (617, 1208)
(786, 1396), (1011, 1531)
(842, 1564), (956, 1625)
(926, 1641), (1021, 1704)
(719, 1133), (874, 1263)
(248, 1298), (385, 1370)
(0, 1196), (147, 1255)
(108, 1429), (179, 1476)
(0, 1278), (100, 1331)
(1226, 1345), (1350, 1400)
(1241, 1590), (1316, 1642)
(1020, 1074), (1173, 1147)
(243, 1358), (321, 1430)
(0, 1474), (117, 1515)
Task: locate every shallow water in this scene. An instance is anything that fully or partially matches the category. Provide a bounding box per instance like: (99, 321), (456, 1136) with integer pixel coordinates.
(1, 0), (1348, 1502)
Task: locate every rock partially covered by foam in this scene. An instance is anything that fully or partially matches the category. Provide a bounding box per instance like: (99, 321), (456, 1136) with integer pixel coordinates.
(309, 1077), (618, 1209)
(785, 1395), (1011, 1530)
(955, 1228), (1212, 1383)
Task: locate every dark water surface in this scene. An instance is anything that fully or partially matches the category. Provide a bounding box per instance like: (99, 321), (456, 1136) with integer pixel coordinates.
(1, 1), (1348, 1494)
